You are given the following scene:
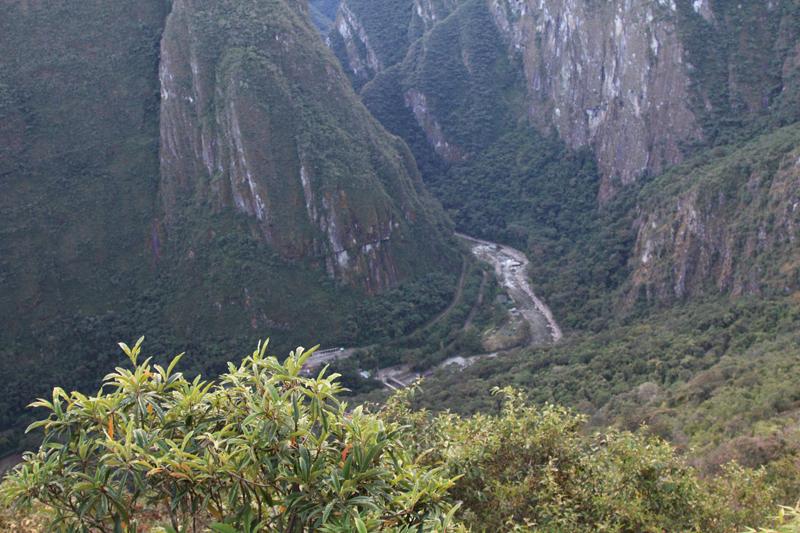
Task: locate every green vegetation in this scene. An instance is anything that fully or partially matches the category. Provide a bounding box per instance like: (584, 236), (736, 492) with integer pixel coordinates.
(360, 0), (526, 170)
(352, 259), (496, 372)
(328, 0), (419, 88)
(389, 387), (781, 532)
(345, 272), (456, 344)
(676, 0), (800, 148)
(626, 122), (800, 306)
(1, 340), (793, 532)
(0, 340), (460, 532)
(345, 0), (800, 334)
(747, 504), (800, 533)
(413, 297), (800, 499)
(2, 2), (800, 529)
(356, 0), (633, 331)
(0, 243), (462, 457)
(0, 0), (460, 460)
(308, 0), (340, 32)
(429, 126), (638, 331)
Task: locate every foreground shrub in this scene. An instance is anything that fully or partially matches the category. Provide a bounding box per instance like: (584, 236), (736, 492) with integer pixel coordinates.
(746, 504), (800, 533)
(384, 387), (778, 532)
(0, 339), (460, 532)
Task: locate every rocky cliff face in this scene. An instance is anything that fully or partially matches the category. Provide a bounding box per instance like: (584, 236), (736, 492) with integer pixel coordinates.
(159, 0), (454, 292)
(330, 0), (460, 89)
(0, 0), (456, 347)
(344, 0), (528, 171)
(627, 124), (800, 304)
(333, 0), (800, 199)
(489, 0), (699, 200)
(0, 0), (459, 454)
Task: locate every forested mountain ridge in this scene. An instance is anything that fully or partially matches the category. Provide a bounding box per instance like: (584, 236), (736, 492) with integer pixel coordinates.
(332, 0), (800, 199)
(326, 0), (800, 499)
(3, 0), (800, 530)
(158, 0), (454, 292)
(628, 124), (800, 304)
(0, 0), (457, 455)
(328, 0), (800, 321)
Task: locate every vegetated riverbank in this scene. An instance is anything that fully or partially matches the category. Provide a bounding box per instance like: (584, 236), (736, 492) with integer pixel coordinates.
(309, 233), (564, 388)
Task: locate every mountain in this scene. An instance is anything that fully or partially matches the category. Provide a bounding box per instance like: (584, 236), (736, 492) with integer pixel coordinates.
(332, 0), (800, 200)
(2, 0), (800, 527)
(158, 0), (454, 293)
(328, 0), (800, 322)
(0, 0), (456, 454)
(628, 123), (800, 304)
(327, 0), (800, 491)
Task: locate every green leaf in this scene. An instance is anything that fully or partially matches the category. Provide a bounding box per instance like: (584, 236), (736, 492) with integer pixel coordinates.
(354, 515), (367, 533)
(211, 523), (239, 533)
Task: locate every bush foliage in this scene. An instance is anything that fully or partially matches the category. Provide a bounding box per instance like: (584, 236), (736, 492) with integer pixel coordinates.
(1, 340), (793, 532)
(0, 340), (460, 532)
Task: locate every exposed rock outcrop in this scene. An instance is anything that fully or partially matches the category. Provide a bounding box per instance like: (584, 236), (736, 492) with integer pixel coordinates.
(627, 125), (800, 303)
(490, 0), (700, 200)
(333, 0), (799, 200)
(159, 0), (455, 292)
(333, 1), (383, 86)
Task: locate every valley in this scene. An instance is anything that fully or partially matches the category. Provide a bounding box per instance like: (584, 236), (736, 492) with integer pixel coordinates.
(2, 0), (800, 530)
(305, 231), (562, 387)
(457, 233), (562, 344)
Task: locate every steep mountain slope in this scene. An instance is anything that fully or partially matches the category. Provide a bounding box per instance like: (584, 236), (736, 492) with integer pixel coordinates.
(0, 0), (457, 455)
(331, 0), (621, 329)
(330, 0), (800, 488)
(159, 0), (454, 292)
(330, 1), (800, 489)
(308, 0), (340, 32)
(333, 0), (800, 198)
(0, 0), (167, 338)
(328, 0), (800, 324)
(629, 124), (800, 304)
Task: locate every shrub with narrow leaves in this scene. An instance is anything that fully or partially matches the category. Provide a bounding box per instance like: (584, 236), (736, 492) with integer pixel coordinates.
(0, 339), (462, 532)
(382, 386), (779, 533)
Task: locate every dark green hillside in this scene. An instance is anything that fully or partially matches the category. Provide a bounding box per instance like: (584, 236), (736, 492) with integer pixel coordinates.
(0, 0), (169, 454)
(0, 0), (458, 456)
(357, 0), (628, 331)
(0, 0), (167, 338)
(328, 0), (416, 88)
(336, 0), (800, 330)
(308, 0), (340, 32)
(676, 0), (800, 147)
(627, 123), (800, 305)
(360, 0), (525, 163)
